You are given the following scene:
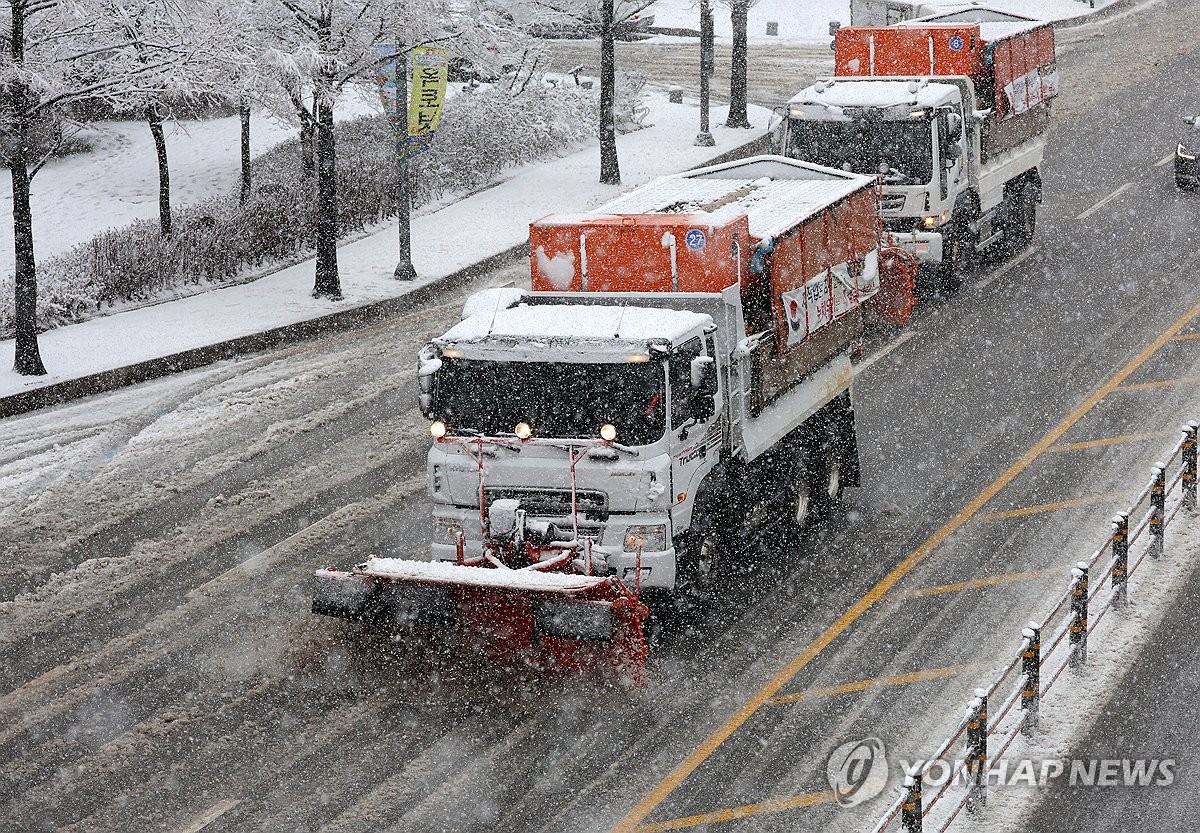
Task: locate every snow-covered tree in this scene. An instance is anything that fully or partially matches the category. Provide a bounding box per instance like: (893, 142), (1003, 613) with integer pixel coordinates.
(522, 0), (654, 185)
(272, 0), (393, 299)
(102, 0), (236, 238)
(720, 0), (757, 128)
(1, 0), (222, 376)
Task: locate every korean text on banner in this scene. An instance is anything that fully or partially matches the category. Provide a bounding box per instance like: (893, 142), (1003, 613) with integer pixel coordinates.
(409, 46), (449, 138)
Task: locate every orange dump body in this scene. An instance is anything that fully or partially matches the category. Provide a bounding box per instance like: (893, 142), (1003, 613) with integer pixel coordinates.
(834, 22), (1056, 118)
(528, 214), (750, 294)
(529, 180), (880, 357)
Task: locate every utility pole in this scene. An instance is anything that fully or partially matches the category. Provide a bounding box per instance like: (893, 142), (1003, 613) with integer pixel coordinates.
(394, 40), (417, 280)
(695, 0), (715, 147)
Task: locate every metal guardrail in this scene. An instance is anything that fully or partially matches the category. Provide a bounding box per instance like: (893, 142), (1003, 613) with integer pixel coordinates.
(868, 421), (1200, 833)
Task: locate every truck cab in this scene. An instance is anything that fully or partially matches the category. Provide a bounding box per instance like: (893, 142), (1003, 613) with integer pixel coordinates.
(420, 299), (723, 592)
(775, 18), (1055, 294)
(773, 78), (971, 279)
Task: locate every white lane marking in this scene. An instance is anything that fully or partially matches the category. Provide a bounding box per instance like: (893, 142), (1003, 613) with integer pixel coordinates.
(855, 330), (917, 376)
(975, 246), (1038, 290)
(173, 800), (239, 833)
(1075, 182), (1134, 220)
(1155, 152), (1176, 168)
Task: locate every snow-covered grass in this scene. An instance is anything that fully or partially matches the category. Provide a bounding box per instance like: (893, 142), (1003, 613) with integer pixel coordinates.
(0, 91), (772, 397)
(0, 81), (607, 338)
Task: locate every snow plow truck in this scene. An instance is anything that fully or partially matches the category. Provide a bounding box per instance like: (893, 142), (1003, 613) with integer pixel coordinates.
(774, 9), (1057, 294)
(312, 155), (911, 684)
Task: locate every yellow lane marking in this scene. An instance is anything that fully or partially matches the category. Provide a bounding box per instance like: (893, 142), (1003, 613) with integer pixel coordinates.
(976, 494), (1126, 521)
(1113, 375), (1200, 392)
(1046, 431), (1175, 452)
(768, 663), (989, 705)
(633, 791), (835, 833)
(609, 297), (1200, 833)
(1171, 332), (1200, 341)
(906, 569), (1060, 598)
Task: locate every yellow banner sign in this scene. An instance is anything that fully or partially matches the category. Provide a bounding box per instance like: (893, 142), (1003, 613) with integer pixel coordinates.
(409, 46), (449, 138)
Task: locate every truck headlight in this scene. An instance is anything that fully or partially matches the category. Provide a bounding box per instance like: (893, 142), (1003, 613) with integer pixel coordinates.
(921, 212), (949, 229)
(624, 524), (667, 552)
(600, 423), (617, 442)
(1179, 143), (1197, 161)
(430, 420), (447, 438)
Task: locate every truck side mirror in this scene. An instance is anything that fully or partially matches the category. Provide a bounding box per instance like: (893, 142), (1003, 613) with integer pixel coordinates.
(689, 356), (717, 421)
(944, 142), (962, 166)
(418, 345), (442, 419)
(946, 112), (963, 142)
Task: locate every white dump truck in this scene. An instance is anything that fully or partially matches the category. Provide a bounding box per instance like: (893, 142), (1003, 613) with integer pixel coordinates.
(774, 10), (1057, 293)
(313, 156), (904, 681)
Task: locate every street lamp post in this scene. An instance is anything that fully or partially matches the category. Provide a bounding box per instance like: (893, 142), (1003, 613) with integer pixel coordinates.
(695, 0), (716, 147)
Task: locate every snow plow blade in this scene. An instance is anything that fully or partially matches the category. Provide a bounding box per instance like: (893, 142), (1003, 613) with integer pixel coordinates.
(313, 559), (649, 685)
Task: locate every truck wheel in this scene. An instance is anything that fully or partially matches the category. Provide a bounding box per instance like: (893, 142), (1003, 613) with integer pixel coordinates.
(781, 456), (817, 547)
(936, 221), (977, 295)
(672, 508), (727, 608)
(998, 184), (1037, 259)
(1008, 187), (1037, 254)
(819, 444), (845, 507)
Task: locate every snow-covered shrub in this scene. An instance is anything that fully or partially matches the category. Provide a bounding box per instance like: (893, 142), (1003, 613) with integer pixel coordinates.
(0, 80), (612, 337)
(615, 71), (650, 134)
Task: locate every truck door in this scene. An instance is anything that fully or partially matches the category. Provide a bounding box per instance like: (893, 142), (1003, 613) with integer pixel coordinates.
(668, 336), (721, 525)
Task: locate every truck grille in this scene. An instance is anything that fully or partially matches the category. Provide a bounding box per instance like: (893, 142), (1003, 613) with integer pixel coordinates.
(483, 488), (609, 521)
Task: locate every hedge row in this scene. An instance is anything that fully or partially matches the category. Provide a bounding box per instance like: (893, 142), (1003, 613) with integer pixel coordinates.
(0, 79), (620, 337)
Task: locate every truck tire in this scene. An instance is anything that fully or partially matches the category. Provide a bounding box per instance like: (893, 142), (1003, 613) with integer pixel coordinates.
(813, 405), (855, 516)
(936, 219), (978, 295)
(780, 444), (817, 548)
(1001, 184), (1037, 257)
(672, 502), (729, 609)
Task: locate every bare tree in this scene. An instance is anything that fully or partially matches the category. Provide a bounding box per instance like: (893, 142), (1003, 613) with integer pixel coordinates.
(1, 0), (214, 375)
(525, 0), (653, 185)
(722, 0), (755, 129)
(103, 0), (228, 238)
(275, 0), (391, 300)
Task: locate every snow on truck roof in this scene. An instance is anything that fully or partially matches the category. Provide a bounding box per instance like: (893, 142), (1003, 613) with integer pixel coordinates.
(437, 303), (712, 354)
(900, 10), (1046, 38)
(790, 77), (960, 110)
(595, 155), (875, 240)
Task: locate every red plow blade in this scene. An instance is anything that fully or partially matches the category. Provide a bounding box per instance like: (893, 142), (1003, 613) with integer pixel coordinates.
(313, 559), (649, 686)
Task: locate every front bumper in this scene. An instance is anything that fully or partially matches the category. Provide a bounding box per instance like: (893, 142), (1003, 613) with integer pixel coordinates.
(885, 230), (945, 265)
(429, 507), (678, 591)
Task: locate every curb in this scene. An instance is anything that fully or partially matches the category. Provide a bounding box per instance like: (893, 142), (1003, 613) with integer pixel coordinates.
(2, 133), (770, 421)
(0, 243), (526, 421)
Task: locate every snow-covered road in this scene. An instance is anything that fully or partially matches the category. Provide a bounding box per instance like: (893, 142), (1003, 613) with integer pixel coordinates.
(4, 2), (1200, 831)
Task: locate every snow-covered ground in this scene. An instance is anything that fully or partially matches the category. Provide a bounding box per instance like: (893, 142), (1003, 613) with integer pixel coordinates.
(0, 91), (380, 280)
(644, 0), (1121, 42)
(0, 91), (769, 399)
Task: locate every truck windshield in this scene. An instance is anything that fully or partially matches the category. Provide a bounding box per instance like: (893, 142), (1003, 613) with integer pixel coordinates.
(436, 358), (667, 446)
(788, 119), (933, 185)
